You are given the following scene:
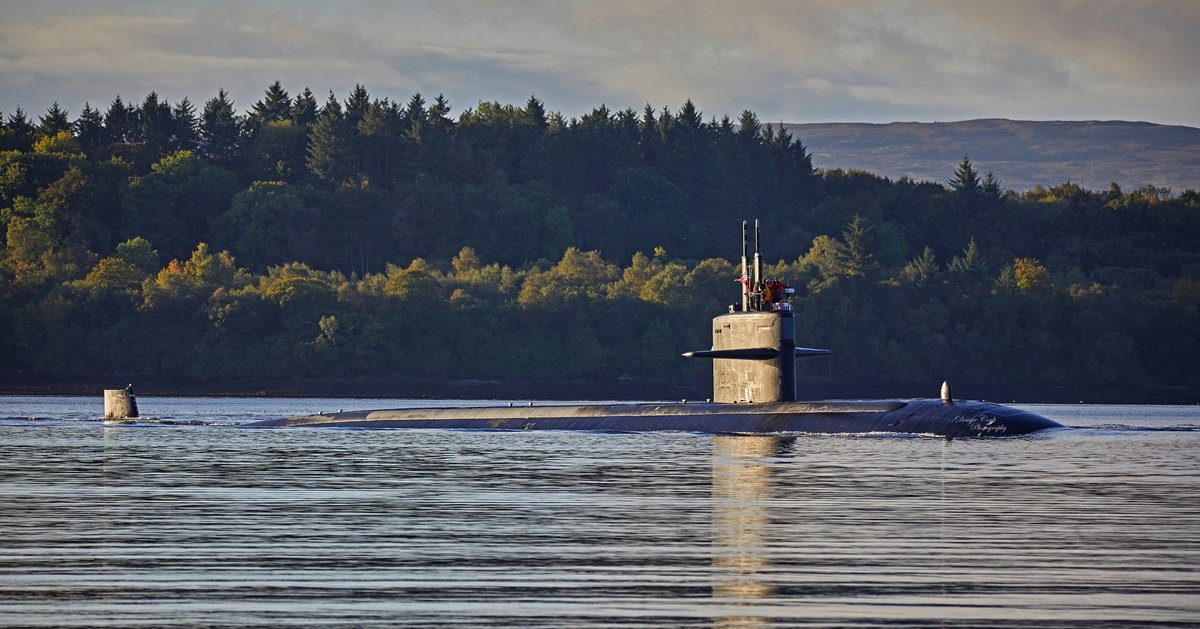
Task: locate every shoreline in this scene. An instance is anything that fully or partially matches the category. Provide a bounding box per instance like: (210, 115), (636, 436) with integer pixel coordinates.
(1, 374), (1197, 405)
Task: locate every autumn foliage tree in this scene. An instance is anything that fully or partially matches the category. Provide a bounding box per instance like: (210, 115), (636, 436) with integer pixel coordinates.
(0, 83), (1197, 392)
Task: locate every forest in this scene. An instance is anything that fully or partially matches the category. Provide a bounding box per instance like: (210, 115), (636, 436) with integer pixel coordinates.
(1, 82), (1198, 394)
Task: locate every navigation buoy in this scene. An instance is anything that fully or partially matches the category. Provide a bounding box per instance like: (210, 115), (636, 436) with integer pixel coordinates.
(940, 381), (953, 404)
(104, 386), (139, 420)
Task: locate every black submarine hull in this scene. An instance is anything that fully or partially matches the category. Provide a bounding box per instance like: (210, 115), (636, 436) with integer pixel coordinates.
(250, 399), (1061, 438)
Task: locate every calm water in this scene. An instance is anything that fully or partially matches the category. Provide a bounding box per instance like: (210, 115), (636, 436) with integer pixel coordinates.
(1, 397), (1198, 627)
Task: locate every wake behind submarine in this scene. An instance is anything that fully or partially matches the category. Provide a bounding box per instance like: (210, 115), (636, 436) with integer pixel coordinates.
(252, 221), (1062, 438)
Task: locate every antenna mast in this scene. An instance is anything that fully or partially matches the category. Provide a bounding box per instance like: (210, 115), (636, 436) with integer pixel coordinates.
(741, 221), (749, 311)
(753, 219), (762, 309)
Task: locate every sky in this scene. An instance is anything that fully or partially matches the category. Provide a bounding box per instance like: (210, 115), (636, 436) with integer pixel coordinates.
(2, 0), (1197, 127)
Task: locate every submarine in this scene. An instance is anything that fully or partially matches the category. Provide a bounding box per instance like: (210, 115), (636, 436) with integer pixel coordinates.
(252, 221), (1062, 438)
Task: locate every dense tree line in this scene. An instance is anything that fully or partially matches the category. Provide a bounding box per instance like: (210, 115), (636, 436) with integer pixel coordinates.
(1, 83), (1198, 390)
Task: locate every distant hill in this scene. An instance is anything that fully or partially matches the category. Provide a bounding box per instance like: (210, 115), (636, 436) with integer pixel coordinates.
(784, 119), (1200, 193)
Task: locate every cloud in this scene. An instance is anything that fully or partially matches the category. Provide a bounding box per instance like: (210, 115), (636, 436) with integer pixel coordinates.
(940, 1), (1200, 84)
(455, 0), (1200, 124)
(0, 0), (1196, 126)
(0, 11), (364, 112)
(0, 2), (620, 121)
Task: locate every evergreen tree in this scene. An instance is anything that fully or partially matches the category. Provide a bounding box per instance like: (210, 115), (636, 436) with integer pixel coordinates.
(949, 155), (983, 239)
(344, 84), (370, 128)
(248, 80), (292, 133)
(769, 122), (792, 149)
(617, 107), (640, 140)
(201, 88), (241, 166)
(638, 104), (659, 166)
(948, 237), (985, 278)
(950, 154), (980, 196)
(103, 96), (135, 145)
(524, 95), (547, 130)
(171, 98), (200, 152)
(139, 92), (174, 159)
(655, 105), (675, 145)
(427, 93), (453, 130)
(405, 92), (427, 134)
(415, 93), (454, 176)
(677, 99), (702, 134)
(292, 87), (318, 126)
(782, 128), (814, 189)
(307, 92), (352, 184)
(6, 107), (36, 150)
(357, 98), (400, 188)
(73, 103), (105, 152)
(737, 110), (761, 142)
(662, 100), (711, 203)
(982, 170), (1002, 200)
(839, 215), (877, 279)
(38, 102), (71, 137)
(399, 93), (429, 175)
(718, 114), (735, 135)
(902, 246), (939, 286)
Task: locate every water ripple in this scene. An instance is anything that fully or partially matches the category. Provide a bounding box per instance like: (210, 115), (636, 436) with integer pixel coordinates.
(0, 398), (1197, 626)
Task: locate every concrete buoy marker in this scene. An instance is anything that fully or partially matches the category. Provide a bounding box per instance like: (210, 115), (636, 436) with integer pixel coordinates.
(104, 385), (139, 420)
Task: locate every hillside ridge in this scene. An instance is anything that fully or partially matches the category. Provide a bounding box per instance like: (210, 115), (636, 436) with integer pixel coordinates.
(785, 118), (1200, 192)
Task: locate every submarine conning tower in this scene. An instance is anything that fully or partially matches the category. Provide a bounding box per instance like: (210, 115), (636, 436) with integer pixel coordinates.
(683, 220), (831, 403)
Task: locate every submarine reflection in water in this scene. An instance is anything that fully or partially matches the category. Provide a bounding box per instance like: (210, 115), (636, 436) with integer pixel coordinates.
(711, 436), (787, 627)
(706, 436), (959, 624)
